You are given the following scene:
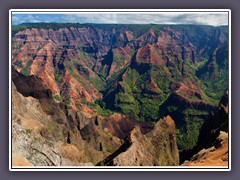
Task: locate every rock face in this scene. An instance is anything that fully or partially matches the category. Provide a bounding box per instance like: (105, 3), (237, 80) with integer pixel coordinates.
(180, 91), (229, 166)
(12, 24), (228, 106)
(11, 69), (123, 166)
(197, 91), (229, 148)
(12, 67), (179, 166)
(97, 116), (179, 166)
(182, 131), (228, 166)
(12, 81), (62, 166)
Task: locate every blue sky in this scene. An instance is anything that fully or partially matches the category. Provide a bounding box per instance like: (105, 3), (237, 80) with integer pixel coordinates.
(12, 12), (229, 26)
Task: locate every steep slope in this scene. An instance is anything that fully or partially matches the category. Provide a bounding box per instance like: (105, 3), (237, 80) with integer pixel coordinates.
(12, 23), (229, 150)
(12, 66), (158, 166)
(12, 67), (125, 166)
(182, 131), (228, 166)
(97, 116), (179, 166)
(12, 80), (70, 166)
(180, 91), (229, 166)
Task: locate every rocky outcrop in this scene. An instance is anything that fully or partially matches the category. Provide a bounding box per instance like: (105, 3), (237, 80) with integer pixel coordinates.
(11, 68), (124, 166)
(12, 26), (135, 106)
(12, 81), (62, 166)
(182, 131), (228, 166)
(12, 73), (180, 167)
(12, 66), (53, 99)
(197, 91), (229, 148)
(180, 91), (229, 166)
(159, 92), (216, 127)
(97, 115), (179, 166)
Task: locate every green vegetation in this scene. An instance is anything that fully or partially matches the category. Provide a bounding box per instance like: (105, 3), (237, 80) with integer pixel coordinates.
(116, 92), (135, 103)
(13, 60), (23, 68)
(98, 67), (109, 79)
(198, 68), (228, 101)
(64, 99), (71, 105)
(12, 23), (163, 37)
(113, 54), (124, 67)
(54, 73), (60, 81)
(20, 67), (28, 76)
(176, 119), (204, 150)
(97, 109), (114, 117)
(103, 67), (171, 122)
(12, 23), (87, 36)
(77, 50), (95, 69)
(150, 65), (171, 94)
(53, 95), (62, 101)
(64, 61), (87, 87)
(19, 60), (33, 76)
(106, 66), (128, 84)
(12, 23), (220, 43)
(101, 54), (226, 149)
(46, 122), (66, 141)
(69, 68), (83, 84)
(159, 99), (212, 149)
(125, 24), (165, 37)
(103, 130), (113, 138)
(65, 58), (106, 90)
(82, 99), (114, 117)
(176, 127), (197, 149)
(75, 102), (82, 109)
(26, 129), (33, 136)
(89, 76), (106, 91)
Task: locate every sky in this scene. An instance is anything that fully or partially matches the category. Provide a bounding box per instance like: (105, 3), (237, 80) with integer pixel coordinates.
(12, 12), (229, 26)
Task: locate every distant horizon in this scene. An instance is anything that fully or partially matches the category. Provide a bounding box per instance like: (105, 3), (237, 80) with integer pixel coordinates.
(12, 22), (229, 27)
(12, 12), (229, 26)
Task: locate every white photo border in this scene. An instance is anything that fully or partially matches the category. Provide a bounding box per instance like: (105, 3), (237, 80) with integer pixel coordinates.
(9, 9), (231, 171)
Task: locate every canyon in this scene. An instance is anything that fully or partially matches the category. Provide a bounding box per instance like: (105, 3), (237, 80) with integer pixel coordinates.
(11, 23), (229, 166)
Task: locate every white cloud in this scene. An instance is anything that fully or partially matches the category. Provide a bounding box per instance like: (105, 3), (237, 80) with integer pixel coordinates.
(12, 12), (229, 26)
(12, 16), (19, 22)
